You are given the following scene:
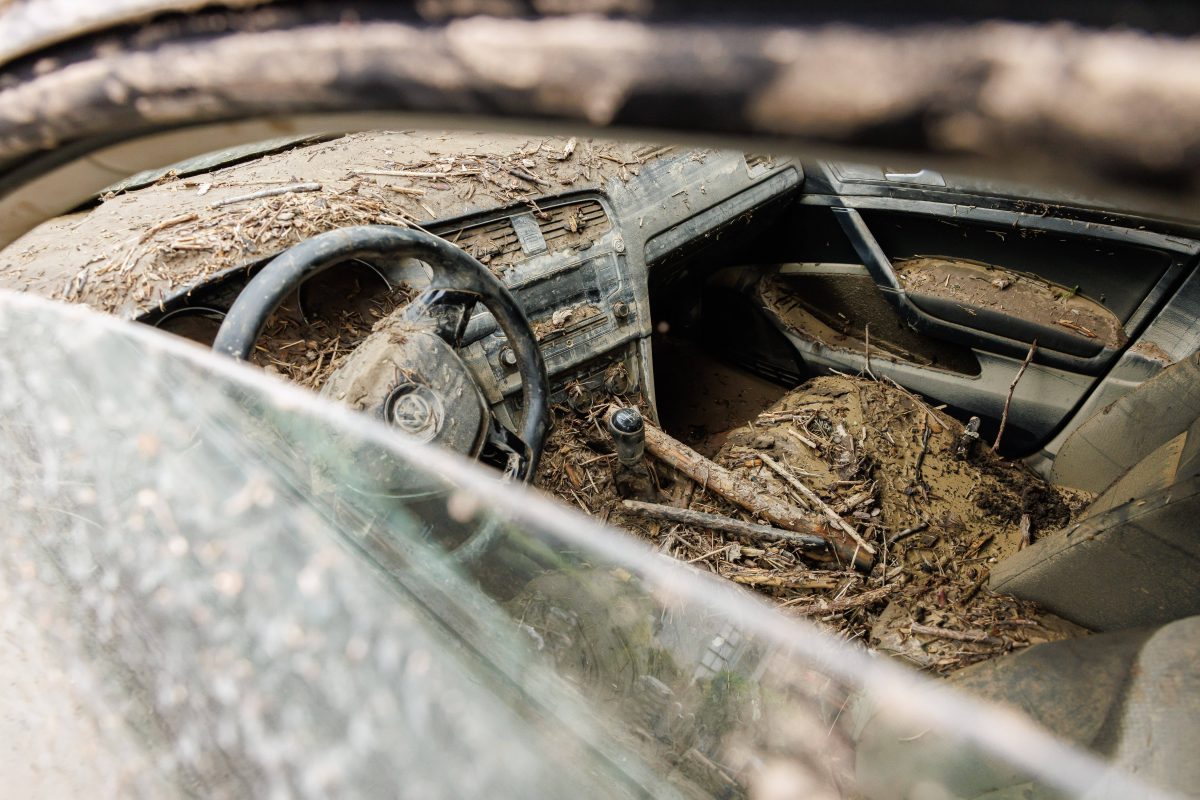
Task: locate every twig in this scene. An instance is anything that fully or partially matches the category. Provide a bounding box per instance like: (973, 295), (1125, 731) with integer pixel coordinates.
(893, 521), (928, 541)
(913, 415), (932, 484)
(863, 322), (876, 380)
(210, 182), (321, 208)
(837, 491), (874, 513)
(1055, 318), (1097, 338)
(353, 169), (479, 179)
(382, 185), (428, 196)
(621, 500), (829, 550)
(783, 584), (893, 614)
(909, 623), (1001, 645)
(137, 212), (198, 243)
(635, 144), (675, 162)
(642, 423), (871, 569)
(783, 427), (819, 450)
(729, 572), (840, 590)
(507, 167), (549, 186)
(553, 137), (578, 161)
(376, 207), (430, 235)
(598, 153), (637, 167)
(760, 454), (876, 555)
(884, 377), (943, 424)
(993, 340), (1038, 451)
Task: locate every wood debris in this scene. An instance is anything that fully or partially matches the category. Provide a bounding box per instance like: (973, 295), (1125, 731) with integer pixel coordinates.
(537, 373), (1094, 675)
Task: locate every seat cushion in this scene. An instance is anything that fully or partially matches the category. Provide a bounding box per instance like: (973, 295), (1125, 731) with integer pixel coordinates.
(854, 617), (1200, 798)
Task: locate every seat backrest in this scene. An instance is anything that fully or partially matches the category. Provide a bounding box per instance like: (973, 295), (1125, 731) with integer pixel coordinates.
(1051, 349), (1200, 494)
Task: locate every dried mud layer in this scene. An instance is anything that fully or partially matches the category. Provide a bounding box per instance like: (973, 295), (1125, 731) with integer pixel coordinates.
(537, 375), (1094, 675)
(895, 256), (1125, 349)
(0, 130), (667, 319)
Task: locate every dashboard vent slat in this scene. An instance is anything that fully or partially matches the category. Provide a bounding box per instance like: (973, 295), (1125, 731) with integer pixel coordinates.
(440, 199), (611, 272)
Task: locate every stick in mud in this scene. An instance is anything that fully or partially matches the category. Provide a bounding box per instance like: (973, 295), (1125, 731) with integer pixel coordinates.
(783, 584), (894, 616)
(209, 182), (322, 208)
(893, 521), (929, 541)
(863, 322), (877, 381)
(759, 454), (877, 555)
(993, 340), (1038, 451)
(1019, 513), (1032, 550)
(620, 500), (830, 551)
(913, 415), (932, 484)
(909, 622), (1001, 646)
(641, 423), (873, 570)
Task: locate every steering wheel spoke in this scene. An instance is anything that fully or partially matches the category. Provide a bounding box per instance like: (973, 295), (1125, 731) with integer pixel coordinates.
(404, 288), (479, 347)
(478, 416), (535, 481)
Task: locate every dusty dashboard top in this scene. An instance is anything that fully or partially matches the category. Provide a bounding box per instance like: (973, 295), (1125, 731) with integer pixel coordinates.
(0, 130), (801, 410)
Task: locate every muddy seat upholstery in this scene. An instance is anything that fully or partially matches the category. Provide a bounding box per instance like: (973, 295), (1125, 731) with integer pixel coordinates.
(990, 350), (1200, 631)
(854, 616), (1200, 798)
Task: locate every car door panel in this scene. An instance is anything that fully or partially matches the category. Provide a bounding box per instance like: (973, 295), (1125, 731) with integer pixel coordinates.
(750, 163), (1200, 455)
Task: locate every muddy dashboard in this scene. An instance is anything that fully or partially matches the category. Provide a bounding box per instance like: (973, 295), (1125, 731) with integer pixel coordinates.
(444, 194), (642, 419)
(453, 155), (804, 425)
(0, 131), (804, 430)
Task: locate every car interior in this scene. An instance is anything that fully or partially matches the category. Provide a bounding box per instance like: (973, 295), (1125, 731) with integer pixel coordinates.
(2, 127), (1198, 796)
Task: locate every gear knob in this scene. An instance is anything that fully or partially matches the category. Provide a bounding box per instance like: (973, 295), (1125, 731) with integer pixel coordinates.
(607, 407), (645, 467)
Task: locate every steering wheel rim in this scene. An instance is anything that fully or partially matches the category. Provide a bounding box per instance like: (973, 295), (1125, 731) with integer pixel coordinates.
(211, 225), (550, 479)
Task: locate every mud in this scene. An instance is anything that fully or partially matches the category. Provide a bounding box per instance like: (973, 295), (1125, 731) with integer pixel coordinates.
(895, 256), (1125, 349)
(538, 374), (1095, 675)
(652, 333), (789, 457)
(0, 131), (665, 319)
(759, 272), (981, 375)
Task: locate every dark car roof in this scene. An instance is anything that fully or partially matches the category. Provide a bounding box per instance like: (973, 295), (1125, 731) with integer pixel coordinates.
(0, 0), (269, 67)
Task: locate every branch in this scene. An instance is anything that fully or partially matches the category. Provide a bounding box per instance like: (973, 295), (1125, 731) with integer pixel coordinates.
(621, 499), (829, 550)
(993, 340), (1038, 452)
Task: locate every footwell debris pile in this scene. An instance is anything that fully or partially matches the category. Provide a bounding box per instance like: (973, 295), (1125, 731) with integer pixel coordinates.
(536, 374), (1092, 674)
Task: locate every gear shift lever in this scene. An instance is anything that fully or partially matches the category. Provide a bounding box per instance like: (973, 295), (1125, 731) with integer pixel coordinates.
(606, 406), (655, 500)
(607, 407), (646, 466)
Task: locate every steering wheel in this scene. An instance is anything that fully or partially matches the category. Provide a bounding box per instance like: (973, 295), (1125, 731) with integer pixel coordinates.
(212, 225), (550, 484)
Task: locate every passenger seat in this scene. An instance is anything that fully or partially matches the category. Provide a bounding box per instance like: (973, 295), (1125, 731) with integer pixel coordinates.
(854, 615), (1200, 798)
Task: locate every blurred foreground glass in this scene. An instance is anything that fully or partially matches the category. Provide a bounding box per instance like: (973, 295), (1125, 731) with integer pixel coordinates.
(0, 291), (1168, 799)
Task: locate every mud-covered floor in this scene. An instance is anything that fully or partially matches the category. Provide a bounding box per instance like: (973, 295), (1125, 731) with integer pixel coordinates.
(652, 334), (788, 457)
(536, 365), (1093, 676)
